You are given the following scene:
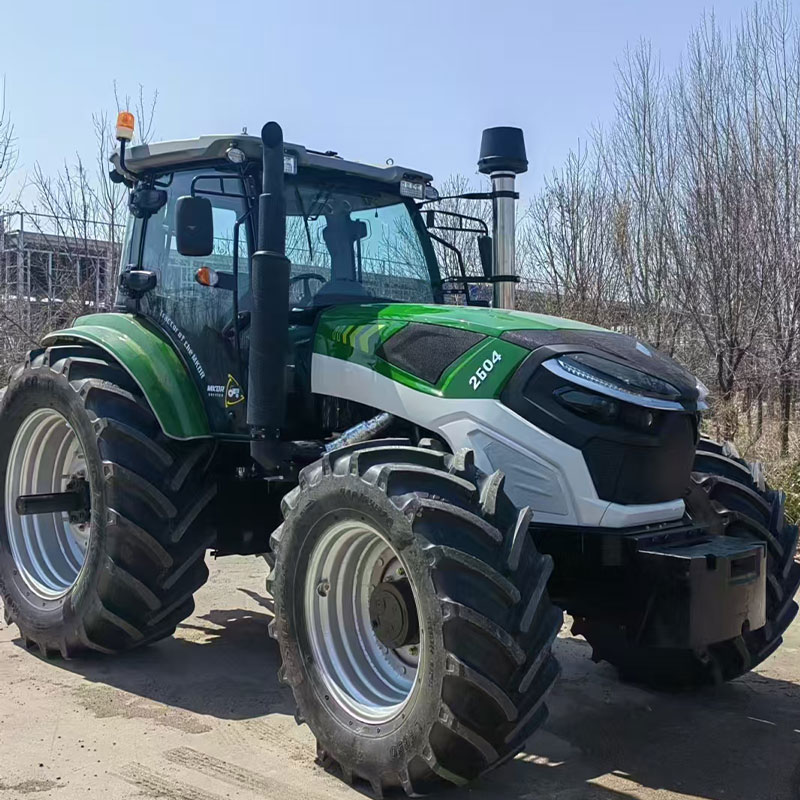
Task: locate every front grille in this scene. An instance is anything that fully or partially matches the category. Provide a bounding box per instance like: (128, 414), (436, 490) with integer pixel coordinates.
(502, 359), (698, 506)
(581, 412), (695, 504)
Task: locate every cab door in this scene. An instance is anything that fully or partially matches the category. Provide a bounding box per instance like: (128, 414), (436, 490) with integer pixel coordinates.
(131, 168), (252, 435)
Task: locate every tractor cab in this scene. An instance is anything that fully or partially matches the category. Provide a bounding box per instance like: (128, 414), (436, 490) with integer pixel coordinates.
(112, 133), (458, 435)
(114, 134), (444, 305)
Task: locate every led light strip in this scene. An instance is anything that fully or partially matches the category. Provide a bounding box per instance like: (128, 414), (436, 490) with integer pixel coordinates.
(542, 359), (707, 412)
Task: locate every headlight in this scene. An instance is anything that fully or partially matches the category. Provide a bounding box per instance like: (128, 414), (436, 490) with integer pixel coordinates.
(225, 146), (247, 164)
(543, 352), (688, 410)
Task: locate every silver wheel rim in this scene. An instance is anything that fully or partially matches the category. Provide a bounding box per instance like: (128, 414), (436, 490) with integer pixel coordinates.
(5, 409), (90, 599)
(305, 519), (420, 724)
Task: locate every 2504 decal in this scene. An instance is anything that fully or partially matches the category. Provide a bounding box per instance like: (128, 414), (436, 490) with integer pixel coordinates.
(468, 350), (503, 391)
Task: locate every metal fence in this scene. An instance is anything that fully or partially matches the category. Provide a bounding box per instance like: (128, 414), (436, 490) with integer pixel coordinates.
(0, 210), (124, 310)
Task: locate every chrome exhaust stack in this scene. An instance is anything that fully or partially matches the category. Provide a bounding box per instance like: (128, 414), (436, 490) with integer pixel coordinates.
(478, 127), (528, 310)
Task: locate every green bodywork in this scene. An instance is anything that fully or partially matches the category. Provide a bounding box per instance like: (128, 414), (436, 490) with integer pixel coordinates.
(314, 303), (606, 399)
(43, 314), (210, 440)
(316, 303), (603, 337)
(43, 303), (604, 439)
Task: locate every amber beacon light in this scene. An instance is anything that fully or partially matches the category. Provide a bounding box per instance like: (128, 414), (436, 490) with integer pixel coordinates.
(116, 111), (135, 142)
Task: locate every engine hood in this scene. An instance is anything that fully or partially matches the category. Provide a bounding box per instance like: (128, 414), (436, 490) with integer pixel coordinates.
(316, 302), (607, 337)
(313, 303), (699, 404)
(500, 327), (701, 407)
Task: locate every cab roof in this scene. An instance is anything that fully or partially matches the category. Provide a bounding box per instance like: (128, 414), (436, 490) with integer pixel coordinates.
(111, 133), (433, 186)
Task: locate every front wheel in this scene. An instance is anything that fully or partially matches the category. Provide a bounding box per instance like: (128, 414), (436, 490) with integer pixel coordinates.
(268, 440), (562, 795)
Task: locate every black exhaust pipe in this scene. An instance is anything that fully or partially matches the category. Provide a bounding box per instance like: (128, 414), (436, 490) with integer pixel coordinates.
(248, 122), (291, 470)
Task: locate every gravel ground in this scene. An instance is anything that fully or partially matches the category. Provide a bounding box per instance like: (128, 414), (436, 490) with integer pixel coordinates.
(1, 555), (798, 800)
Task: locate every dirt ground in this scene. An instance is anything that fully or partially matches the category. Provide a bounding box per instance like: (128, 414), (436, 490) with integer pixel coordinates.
(0, 556), (798, 800)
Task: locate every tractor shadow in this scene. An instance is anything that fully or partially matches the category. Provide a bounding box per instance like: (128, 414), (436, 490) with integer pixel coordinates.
(15, 587), (294, 721)
(450, 634), (800, 800)
(12, 590), (800, 800)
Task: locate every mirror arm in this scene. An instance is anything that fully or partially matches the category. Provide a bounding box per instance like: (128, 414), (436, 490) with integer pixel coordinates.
(424, 208), (489, 236)
(190, 174), (248, 199)
(417, 191), (494, 205)
(428, 231), (483, 306)
(130, 176), (165, 270)
(136, 213), (148, 270)
(428, 231), (466, 279)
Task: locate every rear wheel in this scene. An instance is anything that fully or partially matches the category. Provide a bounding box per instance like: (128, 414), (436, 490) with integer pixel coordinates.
(573, 438), (800, 688)
(0, 344), (217, 657)
(268, 439), (562, 795)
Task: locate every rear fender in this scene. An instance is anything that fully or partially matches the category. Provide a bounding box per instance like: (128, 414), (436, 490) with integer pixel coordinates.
(42, 313), (211, 440)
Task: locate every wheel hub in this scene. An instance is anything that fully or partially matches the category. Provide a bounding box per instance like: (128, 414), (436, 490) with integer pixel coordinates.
(369, 579), (419, 650)
(304, 519), (421, 724)
(5, 408), (91, 599)
(64, 477), (91, 525)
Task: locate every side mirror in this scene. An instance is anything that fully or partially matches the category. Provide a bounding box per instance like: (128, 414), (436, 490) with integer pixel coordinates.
(478, 235), (493, 278)
(176, 195), (214, 256)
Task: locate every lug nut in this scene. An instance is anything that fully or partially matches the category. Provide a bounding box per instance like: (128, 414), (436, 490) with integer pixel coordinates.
(316, 581), (331, 597)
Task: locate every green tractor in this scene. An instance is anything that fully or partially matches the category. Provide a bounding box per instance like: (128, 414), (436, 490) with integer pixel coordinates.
(1, 114), (797, 795)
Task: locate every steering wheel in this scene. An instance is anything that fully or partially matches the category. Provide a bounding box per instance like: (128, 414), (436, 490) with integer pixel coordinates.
(289, 272), (326, 306)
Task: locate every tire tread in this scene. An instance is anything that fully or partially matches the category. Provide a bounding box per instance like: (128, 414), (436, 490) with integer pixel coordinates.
(272, 438), (561, 795)
(0, 344), (216, 657)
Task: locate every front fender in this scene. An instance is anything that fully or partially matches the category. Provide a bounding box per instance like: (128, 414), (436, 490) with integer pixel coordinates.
(43, 313), (210, 440)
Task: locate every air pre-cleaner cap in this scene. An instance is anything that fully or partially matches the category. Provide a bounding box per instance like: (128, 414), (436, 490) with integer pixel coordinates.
(478, 127), (528, 175)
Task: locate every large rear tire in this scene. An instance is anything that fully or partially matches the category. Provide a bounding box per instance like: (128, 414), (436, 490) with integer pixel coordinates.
(0, 344), (217, 657)
(573, 438), (800, 688)
(268, 439), (562, 795)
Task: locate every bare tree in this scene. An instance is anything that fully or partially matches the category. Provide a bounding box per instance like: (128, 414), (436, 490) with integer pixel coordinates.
(0, 85), (158, 376)
(602, 44), (684, 355)
(26, 84), (159, 305)
(736, 2), (800, 453)
(520, 143), (621, 325)
(518, 1), (800, 457)
(665, 14), (767, 437)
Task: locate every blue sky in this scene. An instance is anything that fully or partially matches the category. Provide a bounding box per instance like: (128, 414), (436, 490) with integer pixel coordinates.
(1, 0), (756, 203)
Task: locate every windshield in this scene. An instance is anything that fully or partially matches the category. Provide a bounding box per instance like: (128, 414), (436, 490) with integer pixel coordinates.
(283, 182), (436, 306)
(119, 171), (439, 310)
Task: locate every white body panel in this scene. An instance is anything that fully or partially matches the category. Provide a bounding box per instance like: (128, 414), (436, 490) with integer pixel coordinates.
(312, 354), (685, 528)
